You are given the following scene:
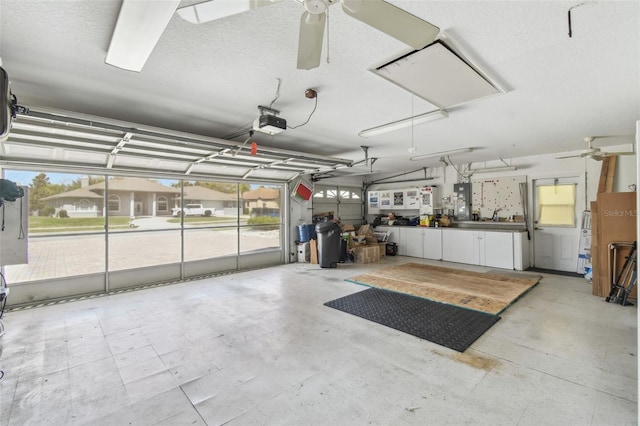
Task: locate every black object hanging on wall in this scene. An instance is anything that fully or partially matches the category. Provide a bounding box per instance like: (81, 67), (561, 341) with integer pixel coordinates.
(0, 179), (24, 206)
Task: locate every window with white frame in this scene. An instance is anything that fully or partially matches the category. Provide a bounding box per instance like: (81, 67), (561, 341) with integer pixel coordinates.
(108, 195), (120, 212)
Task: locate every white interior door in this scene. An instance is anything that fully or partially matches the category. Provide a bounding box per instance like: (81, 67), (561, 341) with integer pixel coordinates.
(532, 177), (583, 272)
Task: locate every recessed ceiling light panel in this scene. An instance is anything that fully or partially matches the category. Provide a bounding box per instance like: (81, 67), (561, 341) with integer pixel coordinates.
(372, 41), (501, 108)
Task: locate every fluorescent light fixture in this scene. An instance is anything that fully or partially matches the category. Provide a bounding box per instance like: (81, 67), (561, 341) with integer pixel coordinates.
(359, 109), (448, 138)
(410, 147), (472, 161)
(470, 166), (517, 173)
(106, 0), (180, 72)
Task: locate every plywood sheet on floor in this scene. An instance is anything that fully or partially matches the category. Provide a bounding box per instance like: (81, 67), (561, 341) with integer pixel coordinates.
(346, 263), (541, 315)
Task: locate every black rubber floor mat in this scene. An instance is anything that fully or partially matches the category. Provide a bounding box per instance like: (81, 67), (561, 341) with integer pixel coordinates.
(324, 288), (500, 352)
(525, 267), (583, 278)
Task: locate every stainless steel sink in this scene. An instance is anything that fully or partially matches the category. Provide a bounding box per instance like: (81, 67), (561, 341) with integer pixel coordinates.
(446, 221), (527, 232)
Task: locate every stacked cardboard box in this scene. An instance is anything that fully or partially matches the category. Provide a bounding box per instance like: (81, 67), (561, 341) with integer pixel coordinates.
(354, 245), (381, 264)
(591, 192), (636, 297)
(350, 224), (382, 263)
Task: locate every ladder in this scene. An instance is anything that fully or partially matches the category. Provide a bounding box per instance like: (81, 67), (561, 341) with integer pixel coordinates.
(606, 241), (637, 306)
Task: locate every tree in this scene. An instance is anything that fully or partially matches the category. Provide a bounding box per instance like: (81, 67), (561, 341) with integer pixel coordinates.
(28, 173), (65, 214)
(29, 173), (49, 213)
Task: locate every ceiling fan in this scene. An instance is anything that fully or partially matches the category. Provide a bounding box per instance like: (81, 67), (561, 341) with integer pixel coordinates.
(106, 0), (439, 72)
(556, 137), (636, 161)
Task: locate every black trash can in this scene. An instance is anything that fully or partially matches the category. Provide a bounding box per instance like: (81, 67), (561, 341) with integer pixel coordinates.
(315, 221), (341, 268)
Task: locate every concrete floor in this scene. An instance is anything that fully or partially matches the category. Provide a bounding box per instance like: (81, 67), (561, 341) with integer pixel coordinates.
(0, 256), (637, 425)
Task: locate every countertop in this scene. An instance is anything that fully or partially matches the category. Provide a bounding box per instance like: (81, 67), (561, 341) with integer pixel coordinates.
(377, 221), (528, 232)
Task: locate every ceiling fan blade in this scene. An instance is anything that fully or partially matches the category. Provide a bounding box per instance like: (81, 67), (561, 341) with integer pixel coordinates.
(177, 0), (282, 24)
(341, 0), (439, 50)
(601, 151), (636, 156)
(297, 11), (326, 70)
(106, 0), (180, 72)
(555, 154), (583, 159)
(590, 152), (634, 161)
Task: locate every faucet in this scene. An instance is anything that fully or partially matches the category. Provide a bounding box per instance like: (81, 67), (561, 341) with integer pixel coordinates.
(492, 208), (502, 221)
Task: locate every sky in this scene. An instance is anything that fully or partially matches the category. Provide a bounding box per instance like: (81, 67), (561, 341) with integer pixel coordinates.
(2, 170), (264, 189)
(3, 170), (75, 186)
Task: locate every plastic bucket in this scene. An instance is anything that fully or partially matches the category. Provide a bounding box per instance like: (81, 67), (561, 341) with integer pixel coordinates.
(297, 224), (310, 242)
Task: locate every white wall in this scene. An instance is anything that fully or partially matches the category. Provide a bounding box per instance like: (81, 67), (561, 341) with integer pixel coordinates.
(366, 143), (637, 215)
(357, 143), (636, 268)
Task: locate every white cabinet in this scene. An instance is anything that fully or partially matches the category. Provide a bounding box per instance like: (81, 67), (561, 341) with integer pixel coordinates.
(374, 226), (524, 269)
(480, 231), (514, 269)
(392, 190), (405, 209)
(374, 226), (442, 259)
(404, 189), (420, 209)
(378, 225), (407, 256)
(442, 229), (523, 270)
(443, 229), (477, 264)
(368, 191), (380, 215)
(513, 232), (530, 270)
(404, 228), (424, 258)
(376, 226), (397, 243)
(422, 228), (443, 260)
(379, 191), (392, 210)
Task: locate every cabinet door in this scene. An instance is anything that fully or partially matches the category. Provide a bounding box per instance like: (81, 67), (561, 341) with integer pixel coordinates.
(397, 228), (408, 256)
(404, 189), (420, 209)
(376, 226), (395, 243)
(442, 230), (477, 264)
(392, 191), (405, 209)
(423, 228), (442, 260)
(404, 228), (424, 258)
(513, 232), (529, 271)
(367, 191), (380, 215)
(481, 231), (514, 269)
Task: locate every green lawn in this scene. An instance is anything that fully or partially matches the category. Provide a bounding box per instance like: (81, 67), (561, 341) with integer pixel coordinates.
(27, 215), (279, 233)
(166, 216), (236, 224)
(29, 216), (130, 233)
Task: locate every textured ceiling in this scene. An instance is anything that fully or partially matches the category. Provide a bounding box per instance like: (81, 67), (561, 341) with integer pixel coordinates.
(0, 0), (638, 178)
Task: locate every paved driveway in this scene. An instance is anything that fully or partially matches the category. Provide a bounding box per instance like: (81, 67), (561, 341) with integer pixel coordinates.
(3, 222), (280, 283)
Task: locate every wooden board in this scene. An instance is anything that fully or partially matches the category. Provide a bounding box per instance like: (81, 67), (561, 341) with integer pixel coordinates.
(597, 156), (617, 194)
(347, 263), (541, 315)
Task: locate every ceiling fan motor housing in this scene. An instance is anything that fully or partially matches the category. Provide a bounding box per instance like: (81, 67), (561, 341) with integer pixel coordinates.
(304, 0), (330, 14)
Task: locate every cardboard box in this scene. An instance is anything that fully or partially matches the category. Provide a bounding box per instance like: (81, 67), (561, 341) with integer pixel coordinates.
(357, 224), (371, 235)
(378, 243), (387, 257)
(354, 245), (380, 264)
(592, 192), (636, 296)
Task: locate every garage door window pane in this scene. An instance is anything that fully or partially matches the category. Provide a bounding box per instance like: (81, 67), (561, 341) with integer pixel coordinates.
(241, 184), (282, 253)
(1, 171), (106, 283)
